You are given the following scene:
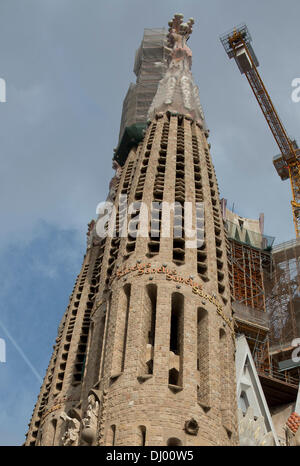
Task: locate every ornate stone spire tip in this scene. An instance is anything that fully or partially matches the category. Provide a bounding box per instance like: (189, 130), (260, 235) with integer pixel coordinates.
(148, 14), (207, 126)
(167, 14), (194, 48)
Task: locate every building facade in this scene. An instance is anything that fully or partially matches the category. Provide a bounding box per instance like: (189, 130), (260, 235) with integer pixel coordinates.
(25, 15), (239, 446)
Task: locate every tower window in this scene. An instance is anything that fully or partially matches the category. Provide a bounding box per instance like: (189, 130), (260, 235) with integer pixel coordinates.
(138, 425), (146, 446)
(168, 367), (179, 386)
(170, 295), (182, 354)
(169, 293), (184, 387)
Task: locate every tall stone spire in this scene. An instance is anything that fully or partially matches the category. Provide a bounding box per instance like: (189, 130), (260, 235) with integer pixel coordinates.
(25, 15), (238, 447)
(148, 14), (206, 128)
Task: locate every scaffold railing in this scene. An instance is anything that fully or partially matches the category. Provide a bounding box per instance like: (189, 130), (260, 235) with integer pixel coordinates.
(256, 363), (300, 388)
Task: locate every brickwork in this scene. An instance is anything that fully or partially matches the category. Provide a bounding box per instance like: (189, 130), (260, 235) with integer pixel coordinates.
(25, 113), (239, 446)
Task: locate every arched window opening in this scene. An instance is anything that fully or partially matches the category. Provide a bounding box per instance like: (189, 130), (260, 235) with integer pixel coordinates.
(170, 293), (183, 355)
(121, 285), (131, 372)
(146, 359), (153, 375)
(146, 284), (157, 347)
(169, 293), (184, 387)
(168, 367), (179, 386)
(138, 425), (146, 446)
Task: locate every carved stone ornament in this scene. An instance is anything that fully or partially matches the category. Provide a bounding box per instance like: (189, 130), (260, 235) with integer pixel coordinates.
(148, 14), (206, 125)
(184, 418), (199, 436)
(60, 412), (81, 446)
(81, 392), (100, 445)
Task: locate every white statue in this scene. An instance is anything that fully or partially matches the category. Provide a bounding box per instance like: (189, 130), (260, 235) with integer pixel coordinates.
(60, 412), (81, 446)
(148, 14), (206, 125)
(107, 160), (122, 203)
(81, 394), (100, 445)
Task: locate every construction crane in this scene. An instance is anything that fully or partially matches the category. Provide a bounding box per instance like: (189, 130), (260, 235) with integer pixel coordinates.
(220, 24), (300, 238)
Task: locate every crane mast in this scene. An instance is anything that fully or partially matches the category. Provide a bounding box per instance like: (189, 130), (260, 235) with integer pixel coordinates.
(220, 24), (300, 238)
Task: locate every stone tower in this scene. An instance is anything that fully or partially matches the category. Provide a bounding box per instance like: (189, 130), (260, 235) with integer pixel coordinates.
(25, 15), (239, 447)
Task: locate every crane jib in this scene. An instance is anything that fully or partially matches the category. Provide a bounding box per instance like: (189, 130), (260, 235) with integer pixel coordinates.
(220, 23), (300, 238)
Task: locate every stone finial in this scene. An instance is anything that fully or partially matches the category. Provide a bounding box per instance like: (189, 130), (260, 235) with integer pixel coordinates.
(167, 14), (194, 48)
(147, 14), (207, 126)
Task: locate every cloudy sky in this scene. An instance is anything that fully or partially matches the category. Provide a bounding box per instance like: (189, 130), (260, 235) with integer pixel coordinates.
(0, 0), (300, 445)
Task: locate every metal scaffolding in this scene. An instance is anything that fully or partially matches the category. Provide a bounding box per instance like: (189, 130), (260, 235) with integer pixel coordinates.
(265, 238), (300, 349)
(227, 228), (300, 401)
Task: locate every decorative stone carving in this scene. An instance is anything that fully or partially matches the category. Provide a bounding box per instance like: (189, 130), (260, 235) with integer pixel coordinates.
(81, 392), (100, 445)
(184, 418), (199, 436)
(107, 160), (122, 203)
(238, 407), (275, 446)
(36, 425), (43, 446)
(60, 412), (81, 446)
(87, 220), (96, 238)
(148, 14), (206, 125)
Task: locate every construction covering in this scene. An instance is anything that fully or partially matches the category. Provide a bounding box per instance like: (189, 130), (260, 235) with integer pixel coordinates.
(223, 201), (300, 391)
(226, 220), (275, 250)
(227, 237), (272, 313)
(115, 28), (168, 164)
(222, 200), (274, 249)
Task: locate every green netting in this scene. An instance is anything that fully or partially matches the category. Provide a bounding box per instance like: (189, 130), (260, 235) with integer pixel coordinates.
(114, 123), (147, 166)
(226, 220), (275, 250)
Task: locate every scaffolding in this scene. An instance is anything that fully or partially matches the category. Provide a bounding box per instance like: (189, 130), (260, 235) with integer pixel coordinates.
(228, 238), (272, 312)
(227, 236), (272, 368)
(115, 26), (209, 164)
(115, 29), (168, 165)
(220, 20), (300, 401)
(226, 217), (300, 403)
(265, 239), (300, 349)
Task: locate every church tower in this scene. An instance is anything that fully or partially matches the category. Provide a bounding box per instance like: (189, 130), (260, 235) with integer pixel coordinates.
(25, 15), (239, 447)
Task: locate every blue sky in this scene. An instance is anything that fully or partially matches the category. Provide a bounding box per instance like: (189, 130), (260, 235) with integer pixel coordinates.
(1, 0), (300, 445)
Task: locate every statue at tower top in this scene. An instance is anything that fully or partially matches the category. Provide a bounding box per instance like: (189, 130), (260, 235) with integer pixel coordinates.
(148, 14), (206, 127)
(167, 14), (194, 68)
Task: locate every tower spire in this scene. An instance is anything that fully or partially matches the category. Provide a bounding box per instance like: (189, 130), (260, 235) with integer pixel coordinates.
(148, 14), (206, 126)
(25, 17), (238, 447)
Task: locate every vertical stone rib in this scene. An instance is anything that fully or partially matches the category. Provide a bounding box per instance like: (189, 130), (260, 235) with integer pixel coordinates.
(160, 114), (177, 264)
